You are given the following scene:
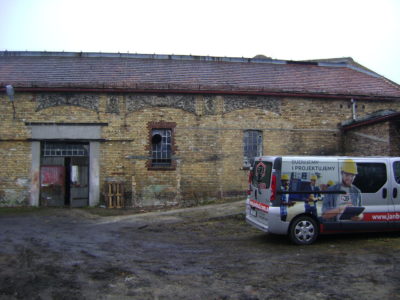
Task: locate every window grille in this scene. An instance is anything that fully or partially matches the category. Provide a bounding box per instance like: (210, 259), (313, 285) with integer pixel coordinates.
(151, 129), (172, 166)
(243, 130), (263, 167)
(42, 142), (89, 157)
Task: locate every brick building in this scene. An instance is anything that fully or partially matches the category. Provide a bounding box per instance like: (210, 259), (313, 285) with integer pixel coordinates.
(1, 51), (400, 207)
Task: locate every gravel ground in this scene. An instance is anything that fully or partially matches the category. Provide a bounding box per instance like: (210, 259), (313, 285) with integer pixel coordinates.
(1, 200), (400, 299)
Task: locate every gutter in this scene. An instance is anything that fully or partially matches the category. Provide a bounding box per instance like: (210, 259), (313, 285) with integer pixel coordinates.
(1, 86), (399, 101)
(341, 112), (400, 131)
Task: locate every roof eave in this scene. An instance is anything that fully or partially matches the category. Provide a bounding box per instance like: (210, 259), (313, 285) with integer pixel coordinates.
(0, 85), (400, 101)
(342, 111), (400, 131)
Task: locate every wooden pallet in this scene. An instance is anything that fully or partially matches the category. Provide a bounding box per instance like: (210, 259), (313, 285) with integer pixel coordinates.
(105, 182), (124, 208)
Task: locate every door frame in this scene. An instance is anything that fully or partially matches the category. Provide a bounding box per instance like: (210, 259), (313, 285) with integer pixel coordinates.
(28, 123), (104, 207)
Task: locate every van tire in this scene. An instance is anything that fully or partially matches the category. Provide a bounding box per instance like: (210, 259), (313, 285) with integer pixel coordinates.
(289, 216), (319, 245)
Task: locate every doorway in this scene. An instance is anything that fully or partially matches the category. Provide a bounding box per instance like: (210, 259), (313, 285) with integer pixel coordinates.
(40, 142), (89, 207)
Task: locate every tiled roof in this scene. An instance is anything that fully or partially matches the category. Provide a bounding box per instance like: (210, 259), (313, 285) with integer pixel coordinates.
(1, 51), (400, 99)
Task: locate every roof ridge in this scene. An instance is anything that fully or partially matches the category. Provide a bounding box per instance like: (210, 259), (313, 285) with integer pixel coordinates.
(0, 50), (343, 67)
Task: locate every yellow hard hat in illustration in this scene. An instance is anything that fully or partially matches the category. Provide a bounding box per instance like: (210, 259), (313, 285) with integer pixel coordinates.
(281, 174), (290, 180)
(341, 159), (358, 175)
(311, 175), (317, 181)
(327, 180), (334, 186)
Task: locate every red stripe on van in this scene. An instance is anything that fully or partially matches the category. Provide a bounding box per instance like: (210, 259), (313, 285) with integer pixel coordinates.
(363, 212), (400, 222)
(249, 199), (269, 213)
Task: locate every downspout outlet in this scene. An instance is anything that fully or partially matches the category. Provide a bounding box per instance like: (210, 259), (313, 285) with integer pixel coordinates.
(351, 98), (357, 120)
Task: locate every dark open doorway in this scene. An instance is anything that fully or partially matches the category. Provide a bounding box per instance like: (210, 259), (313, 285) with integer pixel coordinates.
(40, 142), (89, 207)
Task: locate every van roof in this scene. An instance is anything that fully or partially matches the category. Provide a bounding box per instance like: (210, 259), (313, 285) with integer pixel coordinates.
(255, 156), (399, 161)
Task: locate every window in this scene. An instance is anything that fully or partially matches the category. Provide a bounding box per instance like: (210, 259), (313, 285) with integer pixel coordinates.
(393, 161), (400, 184)
(42, 142), (89, 157)
(151, 129), (172, 166)
(352, 163), (387, 193)
(147, 121), (177, 170)
(243, 130), (263, 168)
(251, 161), (272, 188)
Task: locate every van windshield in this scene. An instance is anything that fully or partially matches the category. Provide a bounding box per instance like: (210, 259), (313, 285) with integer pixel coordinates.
(252, 161), (273, 188)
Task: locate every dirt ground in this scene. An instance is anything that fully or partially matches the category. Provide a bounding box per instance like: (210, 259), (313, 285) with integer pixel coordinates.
(1, 200), (400, 300)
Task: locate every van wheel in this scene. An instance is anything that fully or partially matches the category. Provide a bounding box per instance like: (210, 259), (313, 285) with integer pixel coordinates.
(289, 216), (318, 245)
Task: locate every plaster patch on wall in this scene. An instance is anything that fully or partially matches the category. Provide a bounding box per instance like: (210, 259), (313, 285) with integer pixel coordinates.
(141, 185), (178, 206)
(36, 94), (99, 112)
(223, 95), (280, 114)
(126, 94), (196, 114)
(203, 96), (216, 115)
(106, 96), (120, 114)
(0, 189), (29, 207)
(16, 178), (30, 187)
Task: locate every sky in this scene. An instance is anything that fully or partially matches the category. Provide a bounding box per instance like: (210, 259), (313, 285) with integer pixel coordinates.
(1, 0), (400, 84)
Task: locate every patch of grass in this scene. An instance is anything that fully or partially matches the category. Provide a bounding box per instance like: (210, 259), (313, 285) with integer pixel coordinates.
(81, 207), (147, 217)
(0, 197), (244, 217)
(0, 207), (60, 216)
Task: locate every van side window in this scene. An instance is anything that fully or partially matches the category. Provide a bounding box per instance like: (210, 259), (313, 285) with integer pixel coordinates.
(393, 162), (400, 184)
(352, 163), (387, 193)
(243, 130), (263, 168)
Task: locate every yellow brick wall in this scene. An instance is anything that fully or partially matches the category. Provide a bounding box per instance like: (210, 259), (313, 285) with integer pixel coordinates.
(1, 92), (400, 207)
(0, 141), (31, 205)
(343, 122), (390, 156)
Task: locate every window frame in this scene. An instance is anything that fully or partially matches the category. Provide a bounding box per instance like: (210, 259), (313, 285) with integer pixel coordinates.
(243, 130), (263, 169)
(352, 162), (387, 193)
(146, 121), (177, 170)
(393, 161), (400, 184)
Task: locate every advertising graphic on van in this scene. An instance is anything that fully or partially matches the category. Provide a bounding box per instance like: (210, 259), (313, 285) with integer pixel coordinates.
(280, 159), (363, 222)
(246, 156), (400, 244)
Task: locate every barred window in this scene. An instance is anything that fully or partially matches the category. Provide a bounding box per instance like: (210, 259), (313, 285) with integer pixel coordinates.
(42, 142), (89, 157)
(243, 130), (263, 168)
(151, 129), (172, 166)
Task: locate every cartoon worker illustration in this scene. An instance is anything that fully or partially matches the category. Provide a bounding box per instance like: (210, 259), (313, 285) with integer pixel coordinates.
(309, 175), (321, 197)
(304, 175), (320, 216)
(322, 159), (363, 221)
(280, 174), (290, 221)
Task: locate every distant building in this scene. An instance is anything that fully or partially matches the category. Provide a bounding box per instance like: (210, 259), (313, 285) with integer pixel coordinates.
(1, 51), (400, 207)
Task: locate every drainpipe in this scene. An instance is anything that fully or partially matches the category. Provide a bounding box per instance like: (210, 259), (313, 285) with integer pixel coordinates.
(351, 98), (357, 120)
(5, 85), (16, 119)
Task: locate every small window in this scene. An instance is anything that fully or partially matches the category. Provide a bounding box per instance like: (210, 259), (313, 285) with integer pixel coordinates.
(147, 121), (176, 170)
(243, 130), (263, 168)
(393, 161), (400, 184)
(352, 163), (387, 193)
(151, 129), (172, 166)
(42, 142), (89, 157)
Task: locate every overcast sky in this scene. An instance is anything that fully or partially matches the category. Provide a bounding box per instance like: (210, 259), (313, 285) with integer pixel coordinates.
(1, 0), (399, 84)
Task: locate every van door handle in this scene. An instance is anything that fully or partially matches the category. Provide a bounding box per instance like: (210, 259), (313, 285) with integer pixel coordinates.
(383, 188), (387, 199)
(394, 188), (398, 199)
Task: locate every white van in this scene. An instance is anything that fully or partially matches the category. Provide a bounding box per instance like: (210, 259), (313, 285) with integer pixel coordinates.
(245, 156), (400, 244)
